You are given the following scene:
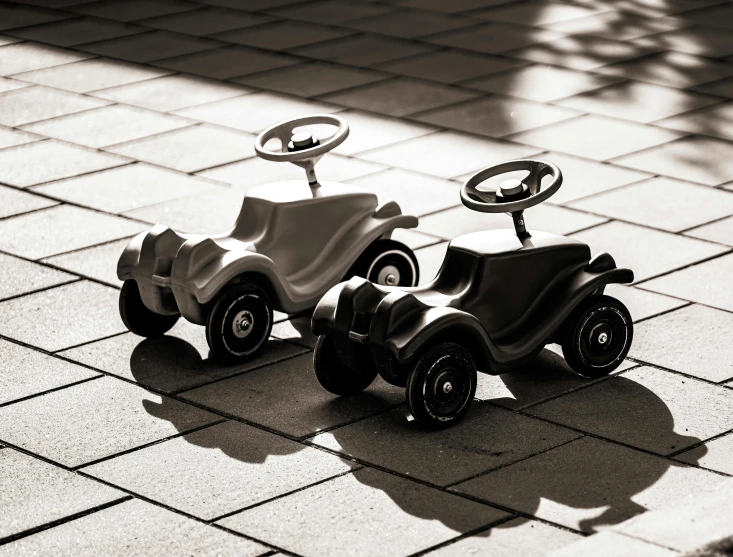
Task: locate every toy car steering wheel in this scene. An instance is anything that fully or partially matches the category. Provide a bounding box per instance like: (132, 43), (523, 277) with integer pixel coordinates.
(255, 114), (349, 187)
(461, 160), (562, 239)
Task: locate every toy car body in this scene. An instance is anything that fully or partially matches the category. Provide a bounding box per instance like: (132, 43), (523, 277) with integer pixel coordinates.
(312, 160), (634, 428)
(117, 115), (419, 361)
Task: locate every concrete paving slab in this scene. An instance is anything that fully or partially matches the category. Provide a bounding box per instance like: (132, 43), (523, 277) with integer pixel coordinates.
(0, 86), (111, 127)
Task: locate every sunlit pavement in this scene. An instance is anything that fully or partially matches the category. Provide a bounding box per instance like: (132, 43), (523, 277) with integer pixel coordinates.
(1, 0), (733, 555)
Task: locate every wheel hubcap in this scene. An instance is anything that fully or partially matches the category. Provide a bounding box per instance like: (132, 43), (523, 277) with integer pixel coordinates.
(377, 265), (400, 286)
(232, 309), (254, 338)
(443, 382), (453, 394)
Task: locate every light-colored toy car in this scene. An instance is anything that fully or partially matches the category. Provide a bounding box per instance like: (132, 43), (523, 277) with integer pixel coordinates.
(118, 114), (420, 361)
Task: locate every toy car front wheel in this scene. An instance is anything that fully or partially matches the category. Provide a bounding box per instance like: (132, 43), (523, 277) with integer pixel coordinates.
(561, 295), (633, 379)
(314, 334), (378, 396)
(407, 342), (477, 429)
(348, 239), (419, 287)
(206, 283), (273, 362)
(119, 280), (179, 338)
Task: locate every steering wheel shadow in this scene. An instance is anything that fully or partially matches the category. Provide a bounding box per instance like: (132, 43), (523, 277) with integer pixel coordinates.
(326, 348), (707, 534)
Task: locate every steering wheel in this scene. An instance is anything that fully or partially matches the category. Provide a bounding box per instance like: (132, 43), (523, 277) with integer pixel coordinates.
(461, 160), (562, 213)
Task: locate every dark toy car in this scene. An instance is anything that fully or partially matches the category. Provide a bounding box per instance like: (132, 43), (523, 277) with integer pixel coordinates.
(311, 159), (634, 428)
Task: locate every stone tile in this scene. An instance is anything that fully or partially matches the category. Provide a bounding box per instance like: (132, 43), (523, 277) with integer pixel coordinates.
(415, 241), (449, 285)
(464, 64), (620, 103)
(321, 78), (479, 118)
(613, 136), (733, 186)
(199, 154), (383, 190)
(71, 0), (199, 22)
(415, 95), (581, 138)
(238, 62), (388, 97)
(332, 110), (438, 155)
(427, 23), (563, 54)
(216, 20), (352, 50)
(510, 115), (683, 161)
(0, 86), (110, 126)
(685, 216), (733, 246)
(0, 339), (97, 405)
(598, 51), (733, 88)
(180, 353), (404, 438)
(345, 9), (476, 38)
(392, 228), (442, 251)
(0, 184), (58, 218)
(0, 449), (123, 540)
(12, 58), (171, 93)
(0, 252), (74, 301)
(570, 221), (727, 281)
(426, 518), (580, 557)
(219, 468), (508, 557)
(58, 320), (308, 393)
(0, 498), (267, 556)
(642, 254), (733, 313)
(0, 76), (30, 93)
(453, 436), (724, 532)
(196, 0), (301, 7)
(0, 42), (91, 76)
(0, 125), (40, 149)
(34, 163), (221, 213)
(557, 81), (721, 123)
(656, 102), (733, 142)
(86, 420), (353, 519)
(377, 49), (526, 84)
(604, 284), (686, 322)
(570, 177), (733, 232)
(22, 105), (193, 149)
(478, 0), (605, 24)
(78, 31), (222, 63)
(313, 403), (579, 486)
(91, 74), (248, 112)
(527, 153), (650, 204)
(547, 530), (679, 557)
(8, 17), (144, 47)
(0, 140), (128, 188)
(359, 131), (541, 179)
(633, 25), (733, 57)
(677, 3), (733, 29)
(676, 434), (733, 475)
(418, 204), (605, 238)
(0, 376), (217, 467)
(546, 11), (685, 39)
(0, 4), (68, 30)
(475, 349), (637, 410)
(267, 0), (396, 24)
(140, 7), (272, 36)
(123, 188), (246, 234)
(154, 46), (299, 79)
(506, 35), (660, 71)
(403, 0), (516, 11)
(106, 125), (255, 173)
(0, 280), (129, 351)
(347, 168), (459, 216)
(271, 316), (317, 348)
(293, 35), (436, 67)
(530, 366), (733, 454)
(176, 91), (342, 133)
(0, 36), (22, 47)
(43, 238), (129, 286)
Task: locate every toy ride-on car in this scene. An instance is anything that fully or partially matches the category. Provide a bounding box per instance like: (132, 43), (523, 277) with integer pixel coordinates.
(312, 159), (634, 428)
(117, 114), (420, 361)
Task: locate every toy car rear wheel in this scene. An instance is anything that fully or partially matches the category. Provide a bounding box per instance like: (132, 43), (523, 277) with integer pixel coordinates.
(119, 280), (179, 338)
(561, 295), (633, 379)
(407, 342), (477, 429)
(347, 239), (419, 287)
(314, 334), (378, 396)
(206, 283), (273, 362)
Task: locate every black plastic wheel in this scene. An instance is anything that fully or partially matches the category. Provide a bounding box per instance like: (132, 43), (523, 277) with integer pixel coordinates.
(407, 342), (477, 429)
(561, 295), (633, 379)
(314, 334), (378, 396)
(206, 283), (273, 361)
(119, 280), (179, 338)
(347, 239), (419, 287)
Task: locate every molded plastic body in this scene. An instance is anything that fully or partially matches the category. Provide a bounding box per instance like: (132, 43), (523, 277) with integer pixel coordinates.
(118, 180), (418, 324)
(312, 228), (633, 376)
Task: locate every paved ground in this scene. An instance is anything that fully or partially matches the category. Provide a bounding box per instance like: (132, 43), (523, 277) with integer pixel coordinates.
(1, 0), (733, 555)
